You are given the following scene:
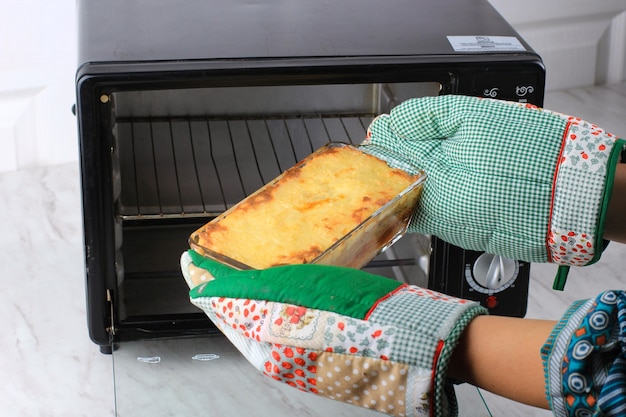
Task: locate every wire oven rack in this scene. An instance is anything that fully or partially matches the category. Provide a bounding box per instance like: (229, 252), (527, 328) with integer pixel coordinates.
(113, 113), (375, 220)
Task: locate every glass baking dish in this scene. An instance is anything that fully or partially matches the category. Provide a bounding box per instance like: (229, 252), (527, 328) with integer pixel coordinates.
(189, 142), (425, 270)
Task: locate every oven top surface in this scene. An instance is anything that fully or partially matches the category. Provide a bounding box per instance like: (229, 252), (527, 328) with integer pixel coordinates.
(77, 0), (535, 68)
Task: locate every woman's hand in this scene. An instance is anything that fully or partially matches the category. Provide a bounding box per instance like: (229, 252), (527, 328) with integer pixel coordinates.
(181, 249), (486, 417)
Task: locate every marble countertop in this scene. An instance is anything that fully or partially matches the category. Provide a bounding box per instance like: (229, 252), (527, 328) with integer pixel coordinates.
(1, 83), (625, 417)
(0, 162), (114, 416)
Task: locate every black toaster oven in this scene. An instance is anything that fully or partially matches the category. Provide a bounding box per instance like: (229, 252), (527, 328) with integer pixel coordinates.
(76, 0), (544, 353)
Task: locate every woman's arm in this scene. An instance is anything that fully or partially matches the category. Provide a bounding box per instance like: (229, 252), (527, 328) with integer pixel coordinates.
(447, 315), (554, 409)
(448, 290), (626, 415)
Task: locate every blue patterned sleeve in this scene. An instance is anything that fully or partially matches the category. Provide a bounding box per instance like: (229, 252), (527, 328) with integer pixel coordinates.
(541, 291), (626, 417)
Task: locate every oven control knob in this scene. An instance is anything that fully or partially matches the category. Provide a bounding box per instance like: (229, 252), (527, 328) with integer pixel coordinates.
(466, 253), (518, 293)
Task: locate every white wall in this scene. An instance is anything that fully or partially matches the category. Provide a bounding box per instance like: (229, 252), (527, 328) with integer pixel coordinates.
(1, 1), (625, 172)
(488, 0), (626, 90)
(0, 1), (77, 172)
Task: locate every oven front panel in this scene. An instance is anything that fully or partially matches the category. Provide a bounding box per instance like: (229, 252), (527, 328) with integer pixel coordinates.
(78, 63), (543, 349)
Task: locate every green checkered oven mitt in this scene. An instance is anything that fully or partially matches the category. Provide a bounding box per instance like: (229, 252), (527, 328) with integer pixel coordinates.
(181, 249), (487, 417)
(362, 95), (625, 289)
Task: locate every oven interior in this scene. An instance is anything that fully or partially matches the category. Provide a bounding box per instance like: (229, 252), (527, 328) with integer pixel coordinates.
(109, 81), (441, 336)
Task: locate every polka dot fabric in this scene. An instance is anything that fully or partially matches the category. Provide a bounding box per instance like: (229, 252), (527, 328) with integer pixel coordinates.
(315, 352), (421, 416)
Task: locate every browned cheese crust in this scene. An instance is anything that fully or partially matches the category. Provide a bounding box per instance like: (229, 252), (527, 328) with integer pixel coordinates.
(190, 145), (417, 269)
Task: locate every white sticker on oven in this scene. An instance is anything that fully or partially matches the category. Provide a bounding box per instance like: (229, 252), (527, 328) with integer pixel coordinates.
(447, 36), (526, 52)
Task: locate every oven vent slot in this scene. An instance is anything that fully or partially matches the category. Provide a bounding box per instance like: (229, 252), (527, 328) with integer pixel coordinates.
(112, 114), (375, 220)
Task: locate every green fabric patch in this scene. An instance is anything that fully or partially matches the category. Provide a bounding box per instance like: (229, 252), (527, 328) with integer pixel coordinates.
(188, 250), (402, 319)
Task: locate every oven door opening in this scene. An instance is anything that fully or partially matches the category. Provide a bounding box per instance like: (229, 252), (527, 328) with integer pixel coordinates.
(109, 81), (441, 339)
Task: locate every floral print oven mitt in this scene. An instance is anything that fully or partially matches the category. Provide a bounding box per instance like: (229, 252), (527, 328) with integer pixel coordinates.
(361, 95), (625, 289)
(181, 249), (487, 417)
